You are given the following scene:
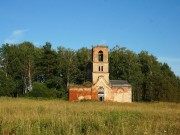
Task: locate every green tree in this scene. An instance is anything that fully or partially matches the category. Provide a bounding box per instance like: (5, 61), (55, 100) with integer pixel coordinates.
(0, 69), (15, 96)
(35, 42), (62, 90)
(159, 63), (180, 102)
(0, 44), (21, 96)
(76, 47), (92, 84)
(0, 44), (23, 96)
(138, 51), (166, 101)
(18, 42), (36, 93)
(57, 46), (78, 87)
(109, 45), (143, 101)
(0, 42), (37, 96)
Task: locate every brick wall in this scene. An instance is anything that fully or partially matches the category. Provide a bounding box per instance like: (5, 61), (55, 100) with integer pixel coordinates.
(69, 87), (98, 101)
(69, 86), (132, 102)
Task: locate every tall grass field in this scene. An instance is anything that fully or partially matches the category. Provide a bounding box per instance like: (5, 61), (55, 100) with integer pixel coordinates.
(0, 97), (179, 135)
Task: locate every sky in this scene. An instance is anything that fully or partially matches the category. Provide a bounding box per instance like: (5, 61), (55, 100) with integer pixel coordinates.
(0, 0), (180, 76)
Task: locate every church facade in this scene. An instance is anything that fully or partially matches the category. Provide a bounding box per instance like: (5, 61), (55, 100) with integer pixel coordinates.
(69, 46), (132, 102)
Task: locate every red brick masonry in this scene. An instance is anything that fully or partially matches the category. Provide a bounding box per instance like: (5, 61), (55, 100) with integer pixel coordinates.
(69, 86), (132, 102)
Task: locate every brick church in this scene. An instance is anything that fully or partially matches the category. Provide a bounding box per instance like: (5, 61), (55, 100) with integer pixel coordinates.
(69, 45), (132, 102)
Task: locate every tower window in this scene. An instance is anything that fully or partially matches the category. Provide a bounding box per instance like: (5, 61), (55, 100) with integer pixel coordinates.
(98, 51), (103, 61)
(98, 66), (103, 71)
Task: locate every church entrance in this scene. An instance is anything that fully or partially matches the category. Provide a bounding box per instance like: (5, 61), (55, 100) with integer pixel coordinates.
(98, 87), (104, 101)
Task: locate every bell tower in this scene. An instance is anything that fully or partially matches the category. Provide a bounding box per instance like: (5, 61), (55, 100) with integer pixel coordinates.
(92, 45), (109, 84)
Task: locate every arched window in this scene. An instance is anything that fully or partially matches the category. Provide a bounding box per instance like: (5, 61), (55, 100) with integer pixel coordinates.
(98, 51), (103, 61)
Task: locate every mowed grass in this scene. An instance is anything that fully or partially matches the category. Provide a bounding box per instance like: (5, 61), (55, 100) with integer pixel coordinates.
(0, 98), (179, 135)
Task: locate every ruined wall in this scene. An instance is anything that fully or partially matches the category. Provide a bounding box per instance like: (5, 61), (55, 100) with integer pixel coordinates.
(91, 87), (98, 100)
(69, 87), (98, 101)
(110, 86), (132, 102)
(69, 86), (132, 102)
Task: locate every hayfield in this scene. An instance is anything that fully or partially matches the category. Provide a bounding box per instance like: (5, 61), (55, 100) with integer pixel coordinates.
(0, 98), (179, 135)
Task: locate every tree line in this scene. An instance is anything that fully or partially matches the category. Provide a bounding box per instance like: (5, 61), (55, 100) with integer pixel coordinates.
(0, 42), (179, 102)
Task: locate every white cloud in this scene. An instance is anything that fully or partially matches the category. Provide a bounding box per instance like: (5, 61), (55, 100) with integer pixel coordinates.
(158, 57), (180, 76)
(4, 29), (29, 44)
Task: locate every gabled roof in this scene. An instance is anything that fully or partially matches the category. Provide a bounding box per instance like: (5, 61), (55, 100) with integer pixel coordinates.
(92, 76), (112, 91)
(110, 80), (131, 87)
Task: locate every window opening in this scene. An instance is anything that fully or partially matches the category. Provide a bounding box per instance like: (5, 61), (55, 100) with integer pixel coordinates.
(98, 51), (103, 61)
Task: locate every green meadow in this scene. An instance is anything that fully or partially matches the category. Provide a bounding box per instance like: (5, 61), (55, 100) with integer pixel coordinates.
(0, 98), (179, 135)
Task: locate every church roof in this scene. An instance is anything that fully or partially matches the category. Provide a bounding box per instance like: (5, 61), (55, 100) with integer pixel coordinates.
(110, 80), (131, 87)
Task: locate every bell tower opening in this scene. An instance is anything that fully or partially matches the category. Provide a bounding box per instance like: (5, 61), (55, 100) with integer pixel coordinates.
(98, 51), (103, 62)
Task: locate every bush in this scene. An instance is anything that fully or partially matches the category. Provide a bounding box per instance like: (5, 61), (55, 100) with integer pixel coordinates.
(83, 81), (92, 87)
(27, 82), (59, 98)
(56, 88), (68, 99)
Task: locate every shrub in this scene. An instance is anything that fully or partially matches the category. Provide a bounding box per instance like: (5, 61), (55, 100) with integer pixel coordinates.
(83, 81), (92, 87)
(56, 88), (68, 99)
(27, 82), (58, 98)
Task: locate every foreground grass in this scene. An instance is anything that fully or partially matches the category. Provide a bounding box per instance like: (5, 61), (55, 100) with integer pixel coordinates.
(0, 98), (179, 135)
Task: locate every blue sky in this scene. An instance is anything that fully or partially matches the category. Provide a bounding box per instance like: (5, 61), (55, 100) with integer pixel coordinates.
(0, 0), (180, 76)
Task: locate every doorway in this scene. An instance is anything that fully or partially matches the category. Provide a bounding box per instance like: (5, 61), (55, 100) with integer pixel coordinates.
(98, 87), (104, 101)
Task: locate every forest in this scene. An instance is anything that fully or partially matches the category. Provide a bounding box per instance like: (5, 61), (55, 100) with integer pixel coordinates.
(0, 42), (179, 102)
